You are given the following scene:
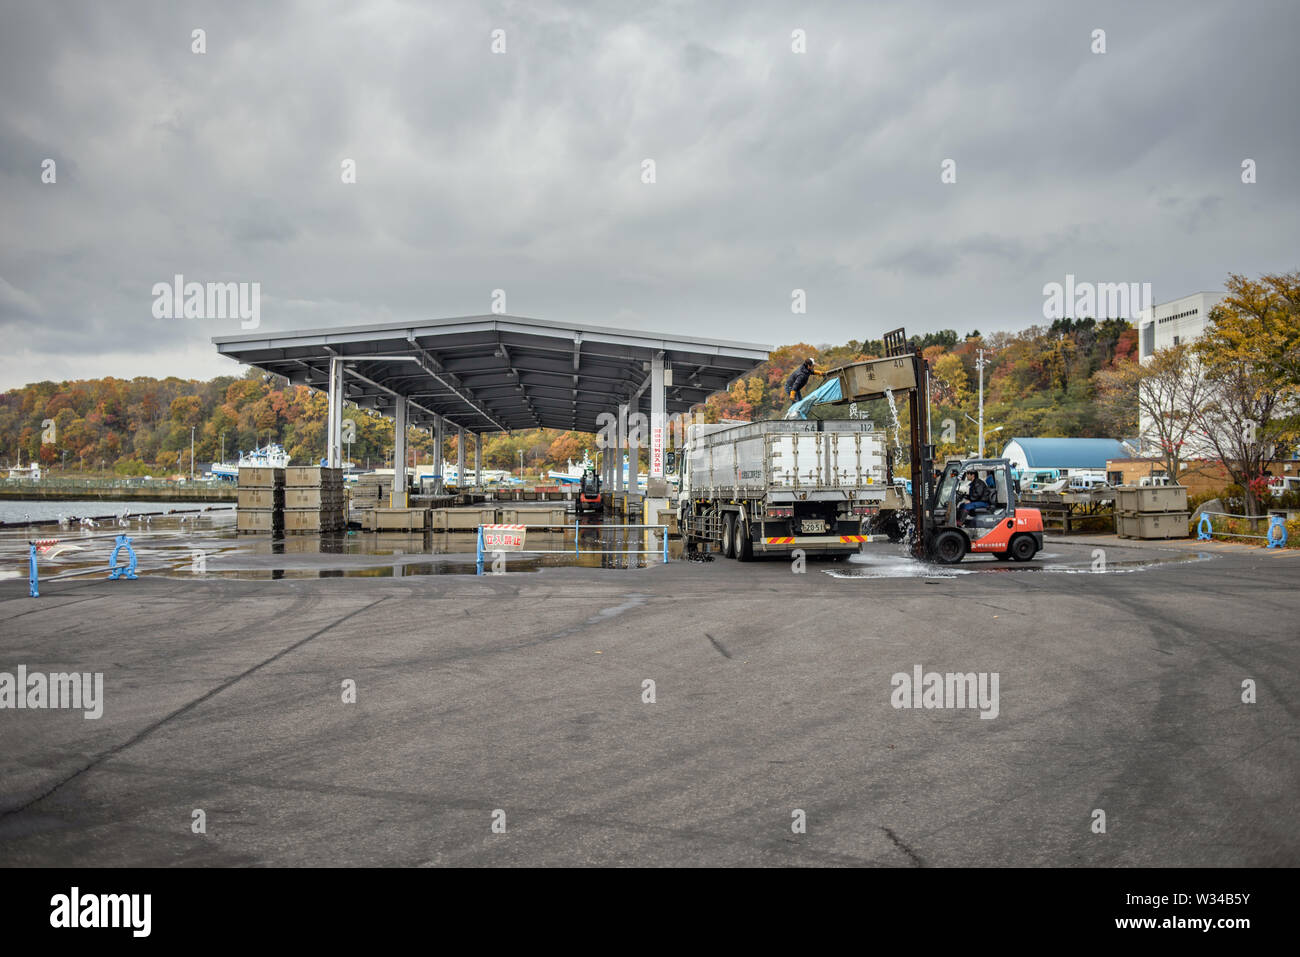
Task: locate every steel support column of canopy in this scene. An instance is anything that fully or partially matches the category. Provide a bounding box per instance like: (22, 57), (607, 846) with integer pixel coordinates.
(393, 397), (408, 508)
(327, 357), (344, 469)
(648, 352), (667, 497)
(614, 404), (627, 495)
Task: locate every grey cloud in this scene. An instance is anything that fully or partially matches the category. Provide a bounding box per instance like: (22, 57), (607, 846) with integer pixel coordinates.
(1, 0), (1297, 388)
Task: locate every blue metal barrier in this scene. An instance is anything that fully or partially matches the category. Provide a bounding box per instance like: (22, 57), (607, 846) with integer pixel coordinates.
(107, 534), (138, 580)
(1268, 515), (1288, 549)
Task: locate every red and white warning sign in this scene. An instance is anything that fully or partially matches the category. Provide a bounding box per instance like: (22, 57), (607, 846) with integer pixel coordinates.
(482, 524), (527, 551)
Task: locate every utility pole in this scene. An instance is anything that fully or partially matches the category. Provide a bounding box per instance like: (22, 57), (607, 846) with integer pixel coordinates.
(190, 426), (196, 481)
(977, 349), (987, 458)
(220, 430), (227, 466)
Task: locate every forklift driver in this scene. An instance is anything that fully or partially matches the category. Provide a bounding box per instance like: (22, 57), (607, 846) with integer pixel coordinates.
(958, 469), (993, 520)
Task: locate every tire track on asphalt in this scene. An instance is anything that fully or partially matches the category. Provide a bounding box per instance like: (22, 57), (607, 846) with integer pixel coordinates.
(0, 596), (388, 821)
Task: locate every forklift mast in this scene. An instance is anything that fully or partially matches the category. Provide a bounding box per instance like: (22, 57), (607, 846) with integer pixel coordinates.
(818, 329), (937, 556)
(880, 329), (934, 559)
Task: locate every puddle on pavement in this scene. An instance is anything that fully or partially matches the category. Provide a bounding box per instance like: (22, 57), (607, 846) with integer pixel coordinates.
(826, 547), (1213, 579)
(6, 510), (1213, 584)
(4, 513), (671, 583)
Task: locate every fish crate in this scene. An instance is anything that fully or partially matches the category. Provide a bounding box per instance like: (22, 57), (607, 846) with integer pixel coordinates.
(374, 508), (430, 531)
(1116, 511), (1190, 539)
(284, 508), (346, 533)
(285, 466), (344, 488)
(237, 487), (284, 510)
(1114, 486), (1188, 516)
(431, 506), (499, 531)
(238, 467), (284, 489)
(350, 485), (383, 506)
(236, 509), (283, 534)
(283, 487), (346, 510)
(497, 506), (568, 526)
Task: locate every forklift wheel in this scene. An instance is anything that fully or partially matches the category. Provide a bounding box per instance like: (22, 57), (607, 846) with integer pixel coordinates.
(1009, 535), (1037, 562)
(932, 530), (968, 564)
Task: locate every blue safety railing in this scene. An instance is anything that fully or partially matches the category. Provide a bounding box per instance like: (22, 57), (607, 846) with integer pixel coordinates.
(475, 523), (670, 574)
(1196, 510), (1289, 548)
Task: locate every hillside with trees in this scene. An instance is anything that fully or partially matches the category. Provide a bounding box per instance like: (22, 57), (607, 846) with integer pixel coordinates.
(1, 318), (1144, 476)
(702, 319), (1138, 461)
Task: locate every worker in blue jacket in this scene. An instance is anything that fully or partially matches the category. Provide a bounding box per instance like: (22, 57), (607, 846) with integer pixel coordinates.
(785, 357), (828, 402)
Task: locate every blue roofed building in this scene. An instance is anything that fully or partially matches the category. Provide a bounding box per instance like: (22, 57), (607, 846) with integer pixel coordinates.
(999, 437), (1131, 476)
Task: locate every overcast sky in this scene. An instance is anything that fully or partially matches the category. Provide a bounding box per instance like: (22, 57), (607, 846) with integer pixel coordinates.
(1, 0), (1297, 389)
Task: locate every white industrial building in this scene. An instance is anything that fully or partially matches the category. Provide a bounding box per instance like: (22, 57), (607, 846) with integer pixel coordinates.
(1136, 291), (1225, 457)
(1138, 291), (1225, 362)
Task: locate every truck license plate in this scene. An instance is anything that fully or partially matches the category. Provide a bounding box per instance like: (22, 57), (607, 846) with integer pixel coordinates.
(800, 519), (826, 534)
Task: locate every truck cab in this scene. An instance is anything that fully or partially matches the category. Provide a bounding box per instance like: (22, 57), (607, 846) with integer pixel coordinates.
(926, 457), (1044, 563)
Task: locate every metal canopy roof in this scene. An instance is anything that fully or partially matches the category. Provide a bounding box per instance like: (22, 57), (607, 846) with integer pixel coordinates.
(213, 315), (770, 434)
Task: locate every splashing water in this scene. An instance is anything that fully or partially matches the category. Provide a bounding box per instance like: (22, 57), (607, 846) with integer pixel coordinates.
(883, 387), (905, 465)
(879, 386), (919, 551)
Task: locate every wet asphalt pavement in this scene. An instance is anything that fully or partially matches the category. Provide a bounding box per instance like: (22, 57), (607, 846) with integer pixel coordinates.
(1, 522), (1296, 866)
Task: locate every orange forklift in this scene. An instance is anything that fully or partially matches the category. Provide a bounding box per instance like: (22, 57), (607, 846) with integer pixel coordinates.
(925, 458), (1044, 563)
(821, 329), (1043, 565)
(574, 466), (602, 514)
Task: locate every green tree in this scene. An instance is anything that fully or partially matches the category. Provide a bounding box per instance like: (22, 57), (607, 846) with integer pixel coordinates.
(1193, 271), (1300, 516)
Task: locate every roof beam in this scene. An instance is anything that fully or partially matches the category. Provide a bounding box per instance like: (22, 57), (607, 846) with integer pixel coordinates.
(404, 334), (510, 433)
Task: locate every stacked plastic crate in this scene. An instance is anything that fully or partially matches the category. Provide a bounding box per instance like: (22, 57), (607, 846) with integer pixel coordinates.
(350, 474), (387, 529)
(352, 474), (386, 510)
(236, 466), (284, 534)
(1115, 485), (1189, 539)
(283, 466), (346, 533)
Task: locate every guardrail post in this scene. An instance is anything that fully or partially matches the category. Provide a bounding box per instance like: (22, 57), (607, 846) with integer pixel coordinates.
(662, 524), (668, 563)
(475, 525), (484, 575)
(574, 520), (580, 557)
(28, 543), (39, 597)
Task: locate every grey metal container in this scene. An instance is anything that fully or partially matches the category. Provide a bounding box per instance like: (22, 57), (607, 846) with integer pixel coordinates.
(1115, 485), (1188, 515)
(833, 357), (918, 402)
(1116, 511), (1190, 539)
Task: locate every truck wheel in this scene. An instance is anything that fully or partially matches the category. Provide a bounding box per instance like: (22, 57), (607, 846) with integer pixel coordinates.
(1009, 534), (1037, 562)
(879, 514), (904, 544)
(721, 512), (736, 558)
(932, 529), (967, 564)
(735, 516), (753, 562)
